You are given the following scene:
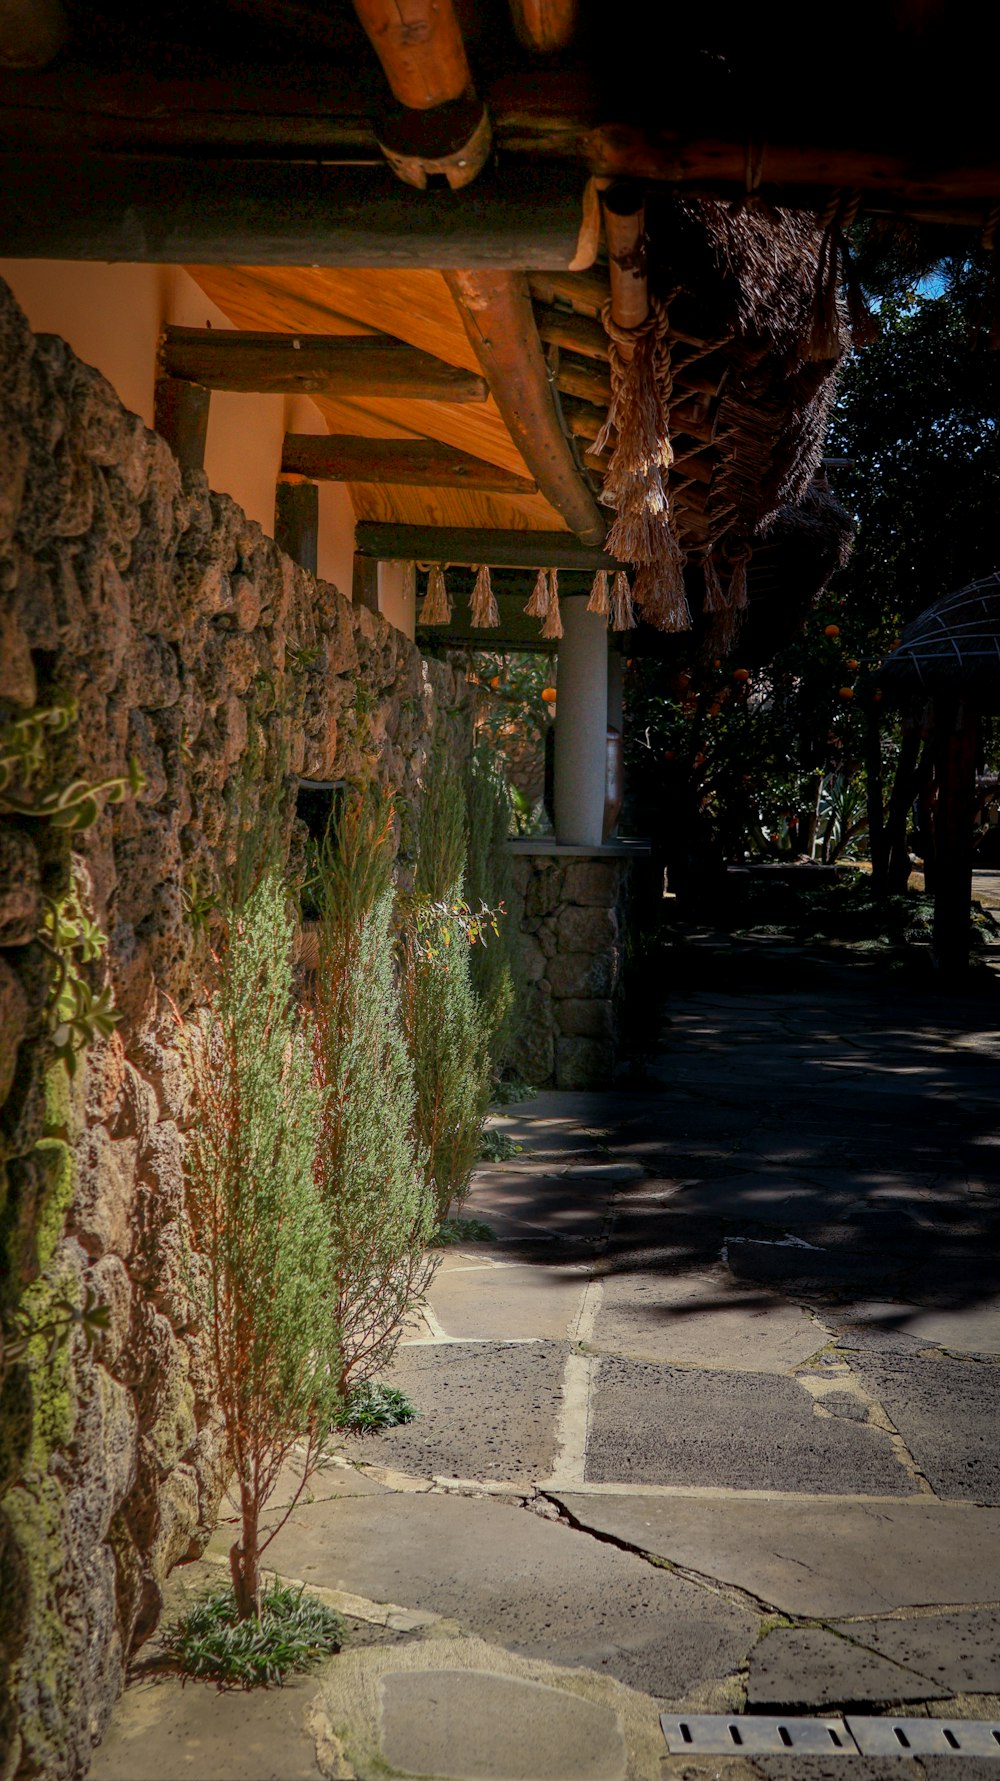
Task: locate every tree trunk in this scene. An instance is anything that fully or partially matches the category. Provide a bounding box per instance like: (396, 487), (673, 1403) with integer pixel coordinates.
(863, 706), (888, 891)
(885, 714), (924, 894)
(230, 1500), (260, 1619)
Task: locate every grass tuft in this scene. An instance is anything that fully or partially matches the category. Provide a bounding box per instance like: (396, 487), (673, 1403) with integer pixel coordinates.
(479, 1127), (523, 1161)
(335, 1381), (417, 1432)
(434, 1215), (497, 1244)
(492, 1078), (537, 1106)
(162, 1579), (344, 1688)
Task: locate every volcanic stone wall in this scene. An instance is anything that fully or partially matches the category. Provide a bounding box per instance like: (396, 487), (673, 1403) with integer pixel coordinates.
(0, 277), (471, 1780)
(512, 853), (633, 1089)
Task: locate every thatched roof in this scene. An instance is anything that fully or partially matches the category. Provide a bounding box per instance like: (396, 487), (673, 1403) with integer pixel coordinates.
(880, 572), (1000, 709)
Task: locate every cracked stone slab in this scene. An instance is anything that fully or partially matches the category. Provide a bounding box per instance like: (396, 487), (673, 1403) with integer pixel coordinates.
(465, 1170), (614, 1240)
(591, 1269), (825, 1372)
(262, 1490), (758, 1698)
(833, 1298), (1000, 1358)
(831, 1612), (1000, 1696)
(747, 1626), (940, 1708)
(380, 1669), (628, 1779)
(420, 1263), (588, 1342)
(353, 1341), (567, 1485)
(317, 1632), (668, 1781)
(846, 1352), (1000, 1504)
(551, 1495), (1000, 1619)
(585, 1359), (917, 1494)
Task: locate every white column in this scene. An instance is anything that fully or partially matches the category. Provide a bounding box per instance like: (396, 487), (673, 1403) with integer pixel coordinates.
(554, 597), (608, 846)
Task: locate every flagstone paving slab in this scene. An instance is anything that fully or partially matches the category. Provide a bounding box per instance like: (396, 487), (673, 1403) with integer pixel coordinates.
(354, 1341), (567, 1484)
(845, 1353), (1000, 1503)
(832, 1299), (1000, 1356)
(747, 1627), (939, 1708)
(315, 1633), (668, 1781)
(590, 1270), (826, 1372)
(420, 1260), (587, 1342)
(551, 1496), (1000, 1619)
(261, 1491), (759, 1698)
(830, 1612), (1000, 1696)
(89, 1674), (324, 1780)
(584, 1358), (916, 1493)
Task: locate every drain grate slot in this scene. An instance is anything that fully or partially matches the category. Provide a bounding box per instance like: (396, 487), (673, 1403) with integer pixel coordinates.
(660, 1715), (856, 1755)
(847, 1716), (1000, 1758)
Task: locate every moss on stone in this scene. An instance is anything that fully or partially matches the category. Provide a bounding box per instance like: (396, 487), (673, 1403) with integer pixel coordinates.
(32, 1138), (74, 1273)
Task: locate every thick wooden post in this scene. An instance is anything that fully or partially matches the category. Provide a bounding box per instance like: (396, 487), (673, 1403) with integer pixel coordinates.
(154, 375), (210, 474)
(352, 554), (380, 614)
(931, 693), (979, 974)
(275, 479), (319, 576)
(351, 0), (490, 190)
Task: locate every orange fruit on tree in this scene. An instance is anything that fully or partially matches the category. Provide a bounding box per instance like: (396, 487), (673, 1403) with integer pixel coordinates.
(824, 623), (840, 638)
(839, 686), (854, 700)
(490, 674), (500, 687)
(732, 667), (750, 682)
(845, 658), (859, 671)
(541, 686), (557, 703)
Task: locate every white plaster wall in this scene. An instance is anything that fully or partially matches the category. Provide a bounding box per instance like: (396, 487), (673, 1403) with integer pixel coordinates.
(378, 559), (416, 641)
(0, 260), (356, 583)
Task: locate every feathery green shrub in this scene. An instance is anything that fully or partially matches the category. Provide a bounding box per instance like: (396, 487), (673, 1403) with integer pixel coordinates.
(184, 870), (340, 1619)
(309, 786), (435, 1391)
(464, 740), (522, 1069)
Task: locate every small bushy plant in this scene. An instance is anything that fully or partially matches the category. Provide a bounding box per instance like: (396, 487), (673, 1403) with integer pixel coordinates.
(162, 1579), (344, 1688)
(335, 1381), (417, 1432)
(310, 785), (436, 1392)
(184, 870), (340, 1618)
(464, 741), (520, 1066)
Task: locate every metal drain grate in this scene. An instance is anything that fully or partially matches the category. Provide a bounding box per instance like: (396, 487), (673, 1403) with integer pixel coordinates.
(660, 1714), (1000, 1758)
(847, 1716), (1000, 1757)
(660, 1715), (853, 1755)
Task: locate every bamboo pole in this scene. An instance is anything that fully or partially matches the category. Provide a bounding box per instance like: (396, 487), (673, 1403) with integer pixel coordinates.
(602, 181), (648, 338)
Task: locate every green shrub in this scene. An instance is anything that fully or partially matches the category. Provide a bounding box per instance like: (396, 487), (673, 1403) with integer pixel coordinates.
(434, 1216), (497, 1245)
(310, 786), (435, 1393)
(401, 902), (493, 1221)
(478, 1128), (522, 1161)
(464, 741), (520, 1065)
(335, 1381), (417, 1432)
(184, 870), (340, 1618)
(162, 1579), (344, 1688)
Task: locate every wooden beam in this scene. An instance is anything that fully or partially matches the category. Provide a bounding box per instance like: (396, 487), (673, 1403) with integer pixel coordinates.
(355, 523), (620, 570)
(535, 307), (609, 362)
(603, 182), (648, 335)
(507, 0), (578, 53)
(153, 375), (209, 474)
(528, 268), (609, 317)
(0, 158), (595, 268)
(351, 0), (490, 190)
(161, 326), (486, 403)
(5, 68), (1000, 221)
(281, 433), (537, 493)
(553, 358), (612, 407)
(444, 271), (606, 547)
(352, 554), (380, 614)
(275, 480), (318, 576)
(561, 396), (605, 442)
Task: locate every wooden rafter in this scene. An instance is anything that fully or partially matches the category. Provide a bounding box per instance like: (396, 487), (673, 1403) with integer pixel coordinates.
(0, 159), (595, 268)
(355, 522), (620, 569)
(280, 433), (537, 493)
(160, 325), (487, 401)
(444, 271), (606, 546)
(350, 0), (490, 189)
(4, 67), (998, 221)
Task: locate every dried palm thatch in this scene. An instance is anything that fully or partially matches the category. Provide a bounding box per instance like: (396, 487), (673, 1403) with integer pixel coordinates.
(879, 572), (1000, 709)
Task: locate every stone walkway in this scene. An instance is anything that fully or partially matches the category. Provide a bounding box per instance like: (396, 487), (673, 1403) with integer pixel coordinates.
(92, 969), (1000, 1780)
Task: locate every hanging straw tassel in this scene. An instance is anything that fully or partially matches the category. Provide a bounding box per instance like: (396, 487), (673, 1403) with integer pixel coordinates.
(470, 563), (499, 628)
(587, 569), (609, 617)
(540, 568), (563, 640)
(610, 570), (636, 631)
(633, 561), (692, 632)
(728, 544), (751, 612)
(402, 560), (417, 608)
(421, 563), (451, 625)
(701, 552), (725, 613)
(524, 567), (549, 619)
